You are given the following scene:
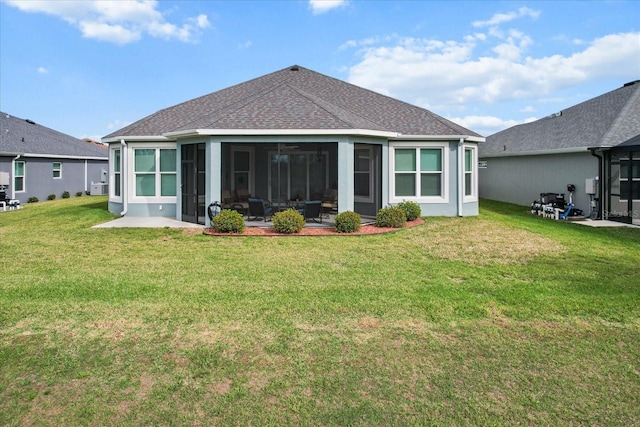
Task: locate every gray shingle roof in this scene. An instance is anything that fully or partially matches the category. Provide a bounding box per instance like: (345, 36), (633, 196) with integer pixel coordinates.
(105, 65), (480, 139)
(480, 80), (640, 157)
(0, 112), (108, 158)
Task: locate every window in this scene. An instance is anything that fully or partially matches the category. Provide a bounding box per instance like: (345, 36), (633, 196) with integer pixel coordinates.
(464, 145), (477, 201)
(113, 149), (121, 198)
(53, 162), (62, 179)
(354, 146), (373, 202)
(14, 161), (25, 192)
(391, 144), (447, 202)
(134, 148), (176, 198)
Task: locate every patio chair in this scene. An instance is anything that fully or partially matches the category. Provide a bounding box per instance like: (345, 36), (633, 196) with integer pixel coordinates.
(298, 200), (323, 223)
(321, 189), (338, 217)
(222, 189), (247, 214)
(247, 198), (273, 222)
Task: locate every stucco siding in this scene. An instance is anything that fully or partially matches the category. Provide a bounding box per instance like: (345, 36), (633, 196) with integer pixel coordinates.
(479, 152), (598, 212)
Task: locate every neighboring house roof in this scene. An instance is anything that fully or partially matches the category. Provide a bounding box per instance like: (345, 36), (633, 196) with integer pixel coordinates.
(104, 65), (481, 140)
(480, 80), (640, 157)
(0, 112), (108, 158)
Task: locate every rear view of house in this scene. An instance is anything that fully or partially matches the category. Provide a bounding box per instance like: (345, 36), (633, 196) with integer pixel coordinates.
(0, 112), (108, 203)
(479, 80), (640, 225)
(102, 65), (484, 225)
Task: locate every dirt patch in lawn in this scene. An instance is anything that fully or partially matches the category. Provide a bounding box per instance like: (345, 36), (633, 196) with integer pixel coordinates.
(409, 218), (567, 266)
(203, 218), (425, 236)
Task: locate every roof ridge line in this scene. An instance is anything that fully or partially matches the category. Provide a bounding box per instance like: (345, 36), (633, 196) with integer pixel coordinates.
(286, 84), (381, 130)
(601, 84), (640, 146)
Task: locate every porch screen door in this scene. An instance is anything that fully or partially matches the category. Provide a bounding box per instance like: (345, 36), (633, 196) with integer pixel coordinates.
(181, 144), (206, 224)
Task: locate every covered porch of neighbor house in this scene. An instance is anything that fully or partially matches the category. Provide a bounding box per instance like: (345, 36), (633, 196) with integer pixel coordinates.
(178, 138), (384, 226)
(604, 134), (640, 225)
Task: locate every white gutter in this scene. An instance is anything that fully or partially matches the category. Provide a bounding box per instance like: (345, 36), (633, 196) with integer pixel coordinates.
(163, 128), (402, 139)
(120, 139), (128, 216)
(480, 146), (597, 158)
(458, 138), (465, 217)
(101, 135), (173, 144)
(84, 160), (88, 194)
(0, 152), (107, 160)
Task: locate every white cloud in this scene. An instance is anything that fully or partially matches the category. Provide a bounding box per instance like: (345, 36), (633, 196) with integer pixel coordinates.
(309, 0), (347, 15)
(472, 7), (540, 28)
(37, 67), (49, 74)
(448, 115), (522, 136)
(346, 29), (640, 115)
(5, 0), (210, 44)
(106, 119), (131, 130)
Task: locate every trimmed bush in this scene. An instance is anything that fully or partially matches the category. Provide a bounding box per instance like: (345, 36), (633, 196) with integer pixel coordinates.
(47, 194), (56, 201)
(397, 200), (421, 221)
(334, 211), (361, 233)
(272, 209), (305, 234)
(27, 196), (39, 203)
(211, 209), (245, 233)
(75, 192), (83, 197)
(62, 191), (70, 199)
(375, 205), (406, 228)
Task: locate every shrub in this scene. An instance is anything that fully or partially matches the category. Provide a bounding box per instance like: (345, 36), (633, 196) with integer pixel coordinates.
(397, 200), (421, 221)
(334, 211), (361, 233)
(62, 191), (70, 199)
(27, 196), (39, 203)
(272, 209), (305, 234)
(47, 194), (56, 201)
(75, 192), (83, 197)
(375, 205), (406, 228)
(211, 209), (245, 233)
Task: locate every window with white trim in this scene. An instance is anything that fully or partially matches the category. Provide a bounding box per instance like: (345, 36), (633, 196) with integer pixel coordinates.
(53, 162), (62, 179)
(390, 143), (448, 202)
(112, 149), (121, 198)
(134, 148), (176, 197)
(14, 161), (25, 192)
(464, 145), (478, 201)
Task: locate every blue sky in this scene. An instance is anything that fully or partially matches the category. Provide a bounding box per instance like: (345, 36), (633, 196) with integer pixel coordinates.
(1, 0), (639, 140)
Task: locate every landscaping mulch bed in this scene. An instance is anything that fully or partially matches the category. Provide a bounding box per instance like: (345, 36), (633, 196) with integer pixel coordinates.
(203, 218), (425, 236)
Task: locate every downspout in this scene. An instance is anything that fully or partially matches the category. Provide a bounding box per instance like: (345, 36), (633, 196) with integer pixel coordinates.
(590, 148), (604, 220)
(11, 154), (21, 200)
(457, 138), (465, 216)
(120, 139), (128, 216)
(84, 159), (88, 195)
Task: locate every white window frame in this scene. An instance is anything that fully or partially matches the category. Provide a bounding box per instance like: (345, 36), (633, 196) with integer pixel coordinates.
(53, 162), (62, 179)
(110, 147), (122, 201)
(128, 143), (177, 203)
(354, 145), (374, 203)
(463, 144), (478, 202)
(389, 142), (449, 204)
(14, 161), (25, 193)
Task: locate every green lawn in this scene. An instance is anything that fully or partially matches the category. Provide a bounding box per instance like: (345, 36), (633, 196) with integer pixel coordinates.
(1, 196), (639, 426)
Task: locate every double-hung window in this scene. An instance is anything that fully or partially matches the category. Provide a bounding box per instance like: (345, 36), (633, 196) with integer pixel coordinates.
(14, 161), (25, 192)
(134, 148), (176, 198)
(53, 162), (62, 179)
(463, 145), (478, 201)
(391, 143), (448, 202)
(112, 149), (121, 198)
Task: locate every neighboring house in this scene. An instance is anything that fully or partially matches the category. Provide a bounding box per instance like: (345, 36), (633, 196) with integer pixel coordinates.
(479, 80), (640, 225)
(0, 112), (109, 203)
(102, 65), (484, 225)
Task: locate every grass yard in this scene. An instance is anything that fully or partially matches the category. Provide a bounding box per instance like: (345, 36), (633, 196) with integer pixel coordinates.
(1, 196), (639, 426)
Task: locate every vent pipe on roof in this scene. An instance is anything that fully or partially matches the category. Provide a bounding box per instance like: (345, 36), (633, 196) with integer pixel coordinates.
(290, 65), (299, 71)
(25, 119), (36, 125)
